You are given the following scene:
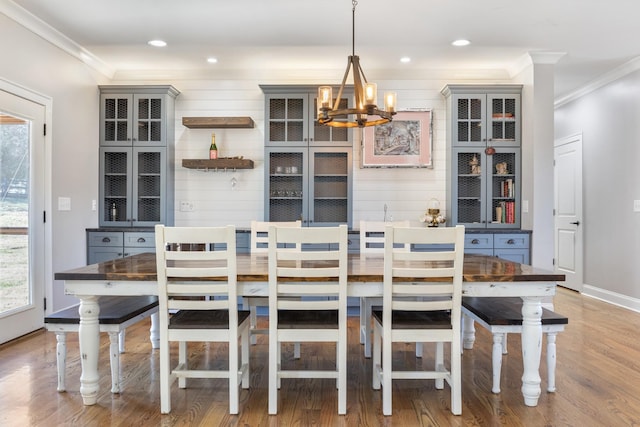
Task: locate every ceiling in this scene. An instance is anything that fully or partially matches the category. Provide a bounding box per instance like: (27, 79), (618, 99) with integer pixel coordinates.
(7, 0), (640, 100)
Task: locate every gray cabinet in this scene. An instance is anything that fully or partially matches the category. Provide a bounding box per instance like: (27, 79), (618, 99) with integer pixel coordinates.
(413, 232), (530, 264)
(442, 85), (522, 229)
(98, 85), (178, 227)
(86, 230), (155, 264)
(261, 85), (353, 227)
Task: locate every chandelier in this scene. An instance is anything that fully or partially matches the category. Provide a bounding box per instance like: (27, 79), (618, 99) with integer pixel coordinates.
(317, 0), (397, 128)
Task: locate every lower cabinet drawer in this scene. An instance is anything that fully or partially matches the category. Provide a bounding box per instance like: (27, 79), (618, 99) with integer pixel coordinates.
(87, 231), (123, 247)
(465, 234), (493, 249)
(494, 233), (530, 249)
(124, 232), (155, 248)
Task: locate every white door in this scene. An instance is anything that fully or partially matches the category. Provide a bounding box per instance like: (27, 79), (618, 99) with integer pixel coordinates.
(554, 134), (583, 292)
(0, 87), (46, 343)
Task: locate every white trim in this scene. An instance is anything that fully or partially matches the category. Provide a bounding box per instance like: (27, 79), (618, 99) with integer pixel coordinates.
(581, 284), (640, 314)
(555, 56), (640, 107)
(0, 0), (114, 78)
(0, 77), (53, 317)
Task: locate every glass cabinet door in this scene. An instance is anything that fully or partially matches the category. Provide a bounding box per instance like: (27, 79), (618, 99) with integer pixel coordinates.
(487, 148), (520, 228)
(132, 147), (166, 226)
(309, 149), (351, 226)
(134, 95), (164, 145)
(453, 95), (485, 146)
(453, 149), (486, 226)
(311, 95), (351, 147)
(265, 95), (308, 146)
(266, 149), (307, 222)
(100, 147), (132, 225)
(488, 94), (520, 147)
(100, 94), (132, 146)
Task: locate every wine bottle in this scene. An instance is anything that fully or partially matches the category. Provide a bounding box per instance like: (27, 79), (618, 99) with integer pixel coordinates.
(111, 203), (117, 221)
(209, 133), (218, 159)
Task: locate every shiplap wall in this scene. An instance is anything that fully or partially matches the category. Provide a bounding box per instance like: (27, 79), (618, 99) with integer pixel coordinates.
(158, 76), (493, 229)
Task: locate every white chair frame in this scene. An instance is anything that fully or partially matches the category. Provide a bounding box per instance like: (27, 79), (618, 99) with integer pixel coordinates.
(155, 225), (250, 415)
(268, 224), (348, 415)
(372, 225), (465, 416)
(246, 220), (302, 357)
(358, 220), (410, 358)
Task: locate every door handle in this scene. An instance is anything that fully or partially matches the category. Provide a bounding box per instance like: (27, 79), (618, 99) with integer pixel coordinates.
(570, 221), (580, 226)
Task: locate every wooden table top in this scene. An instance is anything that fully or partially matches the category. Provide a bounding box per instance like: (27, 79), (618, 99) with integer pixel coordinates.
(55, 252), (565, 283)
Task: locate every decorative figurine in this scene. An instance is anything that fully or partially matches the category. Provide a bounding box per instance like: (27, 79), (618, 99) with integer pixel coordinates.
(469, 154), (481, 174)
(495, 162), (508, 174)
(420, 198), (446, 227)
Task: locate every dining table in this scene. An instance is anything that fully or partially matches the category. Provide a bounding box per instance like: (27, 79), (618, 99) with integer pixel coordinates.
(54, 252), (564, 408)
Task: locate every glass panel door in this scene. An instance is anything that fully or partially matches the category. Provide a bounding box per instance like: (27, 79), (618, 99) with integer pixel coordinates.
(0, 88), (46, 343)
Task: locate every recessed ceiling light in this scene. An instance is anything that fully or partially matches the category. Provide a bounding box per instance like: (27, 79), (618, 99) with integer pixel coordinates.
(147, 40), (167, 47)
(400, 57), (411, 63)
(207, 57), (218, 64)
(452, 39), (470, 47)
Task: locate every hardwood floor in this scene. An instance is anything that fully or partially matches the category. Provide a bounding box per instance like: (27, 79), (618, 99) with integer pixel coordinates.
(2, 287), (640, 426)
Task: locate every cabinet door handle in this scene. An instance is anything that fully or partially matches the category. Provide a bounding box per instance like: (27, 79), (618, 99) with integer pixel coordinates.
(137, 237), (146, 243)
(102, 237), (111, 243)
(506, 239), (515, 245)
(471, 239), (479, 244)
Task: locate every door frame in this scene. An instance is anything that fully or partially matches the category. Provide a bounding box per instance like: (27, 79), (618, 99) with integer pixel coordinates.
(0, 78), (52, 341)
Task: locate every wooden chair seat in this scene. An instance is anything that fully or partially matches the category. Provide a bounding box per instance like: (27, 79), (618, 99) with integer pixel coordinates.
(461, 297), (568, 393)
(277, 310), (338, 329)
(169, 310), (250, 329)
(44, 295), (159, 393)
(372, 310), (452, 329)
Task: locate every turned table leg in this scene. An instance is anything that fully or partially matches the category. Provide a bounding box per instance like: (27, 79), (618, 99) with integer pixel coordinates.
(520, 296), (543, 406)
(77, 295), (100, 405)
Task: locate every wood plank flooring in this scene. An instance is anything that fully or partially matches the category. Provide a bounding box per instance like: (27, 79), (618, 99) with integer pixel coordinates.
(2, 287), (640, 426)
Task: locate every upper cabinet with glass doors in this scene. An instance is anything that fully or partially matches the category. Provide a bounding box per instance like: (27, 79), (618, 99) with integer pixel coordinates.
(443, 84), (521, 148)
(99, 85), (179, 147)
(260, 85), (353, 147)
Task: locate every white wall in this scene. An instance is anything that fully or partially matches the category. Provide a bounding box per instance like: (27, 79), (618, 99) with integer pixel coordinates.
(555, 69), (640, 301)
(0, 14), (106, 311)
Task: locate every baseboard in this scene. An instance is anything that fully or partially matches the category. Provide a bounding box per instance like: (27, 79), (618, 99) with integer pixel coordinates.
(582, 285), (640, 314)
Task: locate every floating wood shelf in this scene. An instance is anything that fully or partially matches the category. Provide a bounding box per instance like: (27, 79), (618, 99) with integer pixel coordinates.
(182, 158), (254, 170)
(182, 116), (255, 129)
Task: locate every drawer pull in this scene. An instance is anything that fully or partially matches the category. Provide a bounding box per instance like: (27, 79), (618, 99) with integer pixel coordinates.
(137, 237), (146, 243)
(506, 239), (515, 245)
(102, 237), (111, 243)
(471, 239), (479, 244)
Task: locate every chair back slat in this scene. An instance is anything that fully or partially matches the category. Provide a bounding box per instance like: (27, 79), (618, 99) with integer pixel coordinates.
(383, 225), (465, 317)
(360, 220), (409, 253)
(268, 225), (348, 311)
(155, 224), (238, 313)
(251, 220), (301, 253)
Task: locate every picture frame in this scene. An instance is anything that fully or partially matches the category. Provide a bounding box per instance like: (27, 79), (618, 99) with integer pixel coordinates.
(361, 109), (432, 168)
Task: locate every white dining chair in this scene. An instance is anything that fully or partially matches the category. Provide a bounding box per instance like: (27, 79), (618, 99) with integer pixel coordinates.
(268, 224), (349, 415)
(246, 220), (302, 357)
(155, 224), (250, 415)
(358, 220), (413, 358)
(372, 225), (465, 416)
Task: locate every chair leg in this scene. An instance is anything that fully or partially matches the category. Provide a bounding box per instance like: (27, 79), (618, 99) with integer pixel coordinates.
(450, 335), (462, 415)
(435, 342), (444, 389)
(546, 332), (558, 392)
(178, 341), (187, 389)
(249, 303), (258, 345)
(462, 315), (476, 350)
(118, 329), (126, 353)
(338, 332), (347, 415)
(159, 335), (171, 414)
(150, 312), (160, 349)
(492, 333), (504, 394)
(382, 328), (393, 416)
(294, 342), (301, 359)
(241, 326), (250, 389)
(108, 331), (120, 393)
(54, 332), (67, 392)
(502, 333), (508, 354)
(372, 322), (381, 390)
(268, 332), (278, 414)
(229, 334), (240, 415)
(359, 297), (367, 344)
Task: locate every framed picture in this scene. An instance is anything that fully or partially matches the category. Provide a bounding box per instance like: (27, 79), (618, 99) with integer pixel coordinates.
(361, 110), (432, 168)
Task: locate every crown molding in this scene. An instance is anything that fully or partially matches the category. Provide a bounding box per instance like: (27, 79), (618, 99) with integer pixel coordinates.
(1, 0), (114, 78)
(555, 56), (640, 108)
